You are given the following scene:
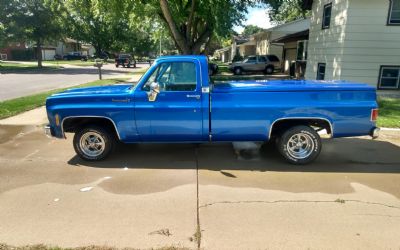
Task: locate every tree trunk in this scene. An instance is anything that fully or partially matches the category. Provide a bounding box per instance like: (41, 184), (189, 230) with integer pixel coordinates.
(37, 40), (42, 68)
(159, 0), (190, 54)
(159, 0), (212, 55)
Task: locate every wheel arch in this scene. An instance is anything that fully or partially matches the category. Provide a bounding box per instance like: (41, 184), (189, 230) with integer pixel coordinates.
(61, 116), (121, 140)
(269, 117), (333, 140)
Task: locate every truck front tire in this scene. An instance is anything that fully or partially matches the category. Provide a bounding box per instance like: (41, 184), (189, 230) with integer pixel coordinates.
(73, 126), (114, 161)
(277, 125), (321, 165)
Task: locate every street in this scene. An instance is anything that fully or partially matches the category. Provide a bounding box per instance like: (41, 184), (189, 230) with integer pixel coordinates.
(0, 63), (149, 101)
(0, 115), (399, 249)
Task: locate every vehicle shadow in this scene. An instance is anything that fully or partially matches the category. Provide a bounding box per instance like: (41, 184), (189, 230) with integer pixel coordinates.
(67, 138), (400, 174)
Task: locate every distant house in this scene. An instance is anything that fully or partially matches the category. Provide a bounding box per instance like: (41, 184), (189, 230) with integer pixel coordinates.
(303, 0), (400, 91)
(231, 36), (256, 60)
(0, 42), (56, 61)
(214, 46), (232, 63)
(55, 38), (95, 57)
(272, 29), (309, 77)
(252, 18), (310, 61)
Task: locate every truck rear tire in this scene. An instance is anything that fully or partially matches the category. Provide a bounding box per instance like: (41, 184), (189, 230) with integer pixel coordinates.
(73, 126), (115, 161)
(277, 125), (321, 165)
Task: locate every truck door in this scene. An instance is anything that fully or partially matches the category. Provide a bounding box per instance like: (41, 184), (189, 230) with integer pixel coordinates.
(134, 60), (204, 142)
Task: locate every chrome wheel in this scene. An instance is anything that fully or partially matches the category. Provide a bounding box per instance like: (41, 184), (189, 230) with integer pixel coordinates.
(79, 132), (105, 157)
(286, 133), (315, 160)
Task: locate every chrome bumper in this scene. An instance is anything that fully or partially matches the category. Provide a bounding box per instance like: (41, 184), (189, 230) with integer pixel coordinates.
(371, 127), (380, 139)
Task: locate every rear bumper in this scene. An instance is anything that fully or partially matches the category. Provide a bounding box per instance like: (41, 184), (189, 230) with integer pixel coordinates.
(370, 127), (380, 139)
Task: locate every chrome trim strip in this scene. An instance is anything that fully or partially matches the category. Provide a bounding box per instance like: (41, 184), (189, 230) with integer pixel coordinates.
(61, 116), (121, 140)
(268, 117), (334, 139)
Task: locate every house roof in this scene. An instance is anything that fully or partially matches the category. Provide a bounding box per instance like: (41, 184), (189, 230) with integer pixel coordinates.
(251, 18), (310, 38)
(238, 40), (256, 47)
(215, 46), (231, 53)
(64, 38), (78, 44)
(272, 29), (309, 43)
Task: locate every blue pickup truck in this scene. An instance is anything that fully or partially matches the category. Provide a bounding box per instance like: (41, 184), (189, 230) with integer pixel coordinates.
(45, 55), (379, 164)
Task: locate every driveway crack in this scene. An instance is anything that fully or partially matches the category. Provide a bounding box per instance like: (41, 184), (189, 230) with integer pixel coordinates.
(194, 146), (201, 250)
(199, 199), (400, 210)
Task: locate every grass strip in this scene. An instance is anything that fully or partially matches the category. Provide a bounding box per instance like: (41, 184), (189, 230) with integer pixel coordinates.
(377, 98), (400, 128)
(0, 79), (128, 120)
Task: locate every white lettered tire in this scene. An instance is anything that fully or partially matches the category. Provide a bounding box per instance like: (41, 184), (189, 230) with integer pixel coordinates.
(73, 126), (114, 161)
(277, 125), (321, 165)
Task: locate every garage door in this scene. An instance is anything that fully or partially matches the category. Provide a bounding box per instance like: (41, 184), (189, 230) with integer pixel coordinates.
(42, 49), (56, 60)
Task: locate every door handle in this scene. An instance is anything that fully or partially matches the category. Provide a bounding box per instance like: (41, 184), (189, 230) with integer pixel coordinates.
(186, 94), (201, 100)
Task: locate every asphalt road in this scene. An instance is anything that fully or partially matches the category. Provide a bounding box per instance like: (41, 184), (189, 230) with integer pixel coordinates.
(0, 121), (400, 249)
(0, 63), (149, 101)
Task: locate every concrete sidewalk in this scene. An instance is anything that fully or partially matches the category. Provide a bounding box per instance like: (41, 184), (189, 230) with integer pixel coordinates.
(0, 103), (400, 249)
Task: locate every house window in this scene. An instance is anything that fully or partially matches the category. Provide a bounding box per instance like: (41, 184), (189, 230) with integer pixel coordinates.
(378, 66), (400, 89)
(388, 0), (400, 25)
(296, 40), (308, 61)
(317, 63), (326, 80)
(322, 3), (332, 29)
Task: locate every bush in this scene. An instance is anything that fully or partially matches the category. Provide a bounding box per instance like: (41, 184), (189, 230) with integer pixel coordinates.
(10, 49), (35, 61)
(232, 54), (243, 62)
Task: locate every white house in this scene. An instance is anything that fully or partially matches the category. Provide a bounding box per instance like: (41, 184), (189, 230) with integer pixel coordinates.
(303, 0), (400, 91)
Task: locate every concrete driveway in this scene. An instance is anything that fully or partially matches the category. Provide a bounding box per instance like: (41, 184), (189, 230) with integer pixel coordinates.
(0, 120), (400, 249)
(0, 63), (149, 101)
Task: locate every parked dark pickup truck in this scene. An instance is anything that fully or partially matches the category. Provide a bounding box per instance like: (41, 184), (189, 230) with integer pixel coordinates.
(115, 54), (136, 68)
(45, 55), (379, 165)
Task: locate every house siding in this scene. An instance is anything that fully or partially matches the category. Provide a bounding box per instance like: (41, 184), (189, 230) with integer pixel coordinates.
(306, 0), (400, 89)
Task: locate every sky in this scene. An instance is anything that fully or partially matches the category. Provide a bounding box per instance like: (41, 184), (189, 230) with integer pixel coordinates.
(234, 6), (273, 34)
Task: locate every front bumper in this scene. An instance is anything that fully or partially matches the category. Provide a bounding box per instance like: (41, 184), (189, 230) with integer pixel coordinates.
(370, 127), (380, 139)
(44, 125), (55, 138)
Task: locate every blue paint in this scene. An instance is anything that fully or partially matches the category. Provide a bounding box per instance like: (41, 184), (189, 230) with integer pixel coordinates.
(46, 55), (378, 143)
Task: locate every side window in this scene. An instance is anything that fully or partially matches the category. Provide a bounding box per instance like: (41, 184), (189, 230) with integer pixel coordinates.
(322, 3), (332, 29)
(388, 0), (400, 25)
(143, 62), (197, 92)
(245, 56), (257, 63)
(317, 63), (326, 80)
(378, 66), (400, 89)
(258, 56), (267, 62)
(267, 55), (280, 62)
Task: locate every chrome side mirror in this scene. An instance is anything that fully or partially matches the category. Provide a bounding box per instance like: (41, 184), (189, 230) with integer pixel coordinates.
(147, 82), (160, 102)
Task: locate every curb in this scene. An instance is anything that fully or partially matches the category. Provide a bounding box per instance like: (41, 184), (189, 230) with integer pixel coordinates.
(380, 127), (400, 131)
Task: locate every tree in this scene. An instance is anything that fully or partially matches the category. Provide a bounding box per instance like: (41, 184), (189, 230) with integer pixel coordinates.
(242, 25), (265, 36)
(64, 0), (121, 57)
(262, 0), (309, 24)
(0, 23), (6, 49)
(146, 0), (255, 55)
(0, 0), (66, 67)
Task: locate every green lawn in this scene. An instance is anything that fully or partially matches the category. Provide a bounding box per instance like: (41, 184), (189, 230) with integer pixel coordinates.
(377, 98), (400, 128)
(0, 78), (128, 120)
(0, 61), (60, 72)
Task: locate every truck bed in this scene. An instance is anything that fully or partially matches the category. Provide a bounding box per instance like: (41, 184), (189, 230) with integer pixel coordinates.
(212, 80), (375, 92)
